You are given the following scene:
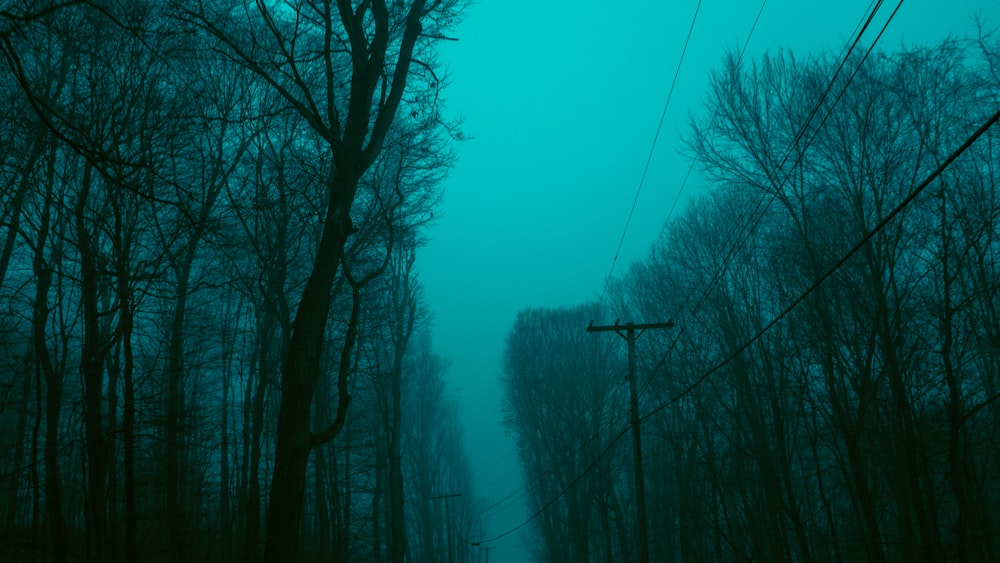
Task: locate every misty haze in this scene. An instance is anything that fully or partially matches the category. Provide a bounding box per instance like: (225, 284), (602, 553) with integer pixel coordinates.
(0, 1), (998, 562)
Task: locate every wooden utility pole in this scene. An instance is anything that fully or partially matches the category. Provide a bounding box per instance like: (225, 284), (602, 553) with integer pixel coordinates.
(471, 542), (496, 563)
(431, 493), (462, 563)
(588, 321), (674, 563)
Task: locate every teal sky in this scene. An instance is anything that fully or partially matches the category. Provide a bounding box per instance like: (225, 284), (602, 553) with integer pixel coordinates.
(420, 2), (997, 560)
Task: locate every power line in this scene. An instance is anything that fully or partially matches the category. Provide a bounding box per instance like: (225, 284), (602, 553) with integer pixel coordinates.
(643, 0), (903, 384)
(480, 379), (632, 521)
(483, 102), (1000, 546)
(496, 8), (966, 554)
(489, 0), (905, 549)
(653, 0), (769, 251)
(599, 0), (704, 307)
(484, 0), (770, 544)
(637, 0), (769, 399)
(481, 419), (633, 544)
(640, 103), (1000, 423)
(483, 1), (957, 542)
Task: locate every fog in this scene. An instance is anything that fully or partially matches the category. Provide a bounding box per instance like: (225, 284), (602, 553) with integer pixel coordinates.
(422, 1), (997, 560)
(0, 1), (997, 562)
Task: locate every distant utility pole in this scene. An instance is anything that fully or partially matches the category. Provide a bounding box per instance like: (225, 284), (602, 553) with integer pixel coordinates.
(471, 542), (496, 563)
(431, 492), (462, 563)
(588, 320), (674, 563)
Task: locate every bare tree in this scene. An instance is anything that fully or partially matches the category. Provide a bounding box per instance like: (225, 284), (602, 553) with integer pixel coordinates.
(180, 2), (462, 558)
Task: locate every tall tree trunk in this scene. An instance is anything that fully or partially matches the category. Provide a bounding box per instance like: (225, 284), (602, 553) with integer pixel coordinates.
(313, 366), (332, 562)
(388, 249), (417, 563)
(239, 345), (253, 556)
(388, 389), (405, 563)
(245, 326), (270, 563)
(870, 252), (946, 562)
(113, 203), (138, 563)
(104, 325), (119, 557)
(30, 342), (42, 557)
(313, 445), (331, 562)
(33, 182), (66, 563)
(4, 348), (32, 531)
(166, 260), (192, 563)
(122, 300), (137, 563)
(220, 294), (234, 561)
(248, 1), (433, 557)
(263, 192), (355, 563)
(372, 443), (384, 563)
(77, 163), (110, 563)
(938, 192), (972, 563)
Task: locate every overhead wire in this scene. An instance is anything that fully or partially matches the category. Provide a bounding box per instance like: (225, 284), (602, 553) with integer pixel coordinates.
(655, 0), (882, 327)
(480, 0), (710, 533)
(484, 101), (1000, 547)
(481, 0), (769, 541)
(626, 0), (878, 400)
(637, 0), (901, 501)
(483, 0), (930, 543)
(628, 0), (894, 393)
(635, 0), (769, 399)
(640, 102), (1000, 424)
(479, 381), (632, 521)
(659, 0), (769, 229)
(642, 0), (903, 386)
(598, 0), (704, 308)
(483, 416), (635, 543)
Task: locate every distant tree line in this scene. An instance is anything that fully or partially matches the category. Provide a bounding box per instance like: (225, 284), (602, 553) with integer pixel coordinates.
(502, 35), (1000, 562)
(0, 1), (477, 562)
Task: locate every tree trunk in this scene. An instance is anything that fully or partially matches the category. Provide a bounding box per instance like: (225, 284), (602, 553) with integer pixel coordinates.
(245, 329), (270, 563)
(263, 191), (355, 563)
(115, 229), (138, 563)
(220, 296), (233, 561)
(373, 432), (384, 563)
(388, 342), (408, 563)
(313, 366), (332, 562)
(166, 260), (192, 563)
(245, 233), (287, 562)
(4, 348), (32, 531)
(251, 1), (433, 557)
(77, 163), (110, 563)
(388, 247), (417, 563)
(33, 184), (66, 563)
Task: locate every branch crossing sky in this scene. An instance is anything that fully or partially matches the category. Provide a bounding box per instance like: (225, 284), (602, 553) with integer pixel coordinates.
(420, 2), (997, 560)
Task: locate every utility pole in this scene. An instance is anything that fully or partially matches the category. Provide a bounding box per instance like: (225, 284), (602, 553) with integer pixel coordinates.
(431, 493), (462, 563)
(588, 320), (674, 563)
(471, 542), (496, 563)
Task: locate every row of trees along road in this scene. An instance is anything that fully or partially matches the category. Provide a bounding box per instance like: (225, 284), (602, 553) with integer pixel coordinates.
(502, 36), (1000, 562)
(0, 1), (479, 562)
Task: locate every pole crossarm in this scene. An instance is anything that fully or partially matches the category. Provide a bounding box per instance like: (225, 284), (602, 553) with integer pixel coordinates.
(587, 320), (675, 341)
(587, 321), (676, 332)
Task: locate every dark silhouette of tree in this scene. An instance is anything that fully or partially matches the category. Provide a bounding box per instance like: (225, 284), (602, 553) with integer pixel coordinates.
(498, 35), (1000, 563)
(180, 2), (463, 558)
(501, 304), (628, 563)
(621, 36), (1000, 562)
(0, 1), (467, 562)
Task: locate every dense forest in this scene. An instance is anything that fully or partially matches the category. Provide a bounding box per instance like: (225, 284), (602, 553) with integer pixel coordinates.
(502, 35), (1000, 562)
(0, 1), (478, 562)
